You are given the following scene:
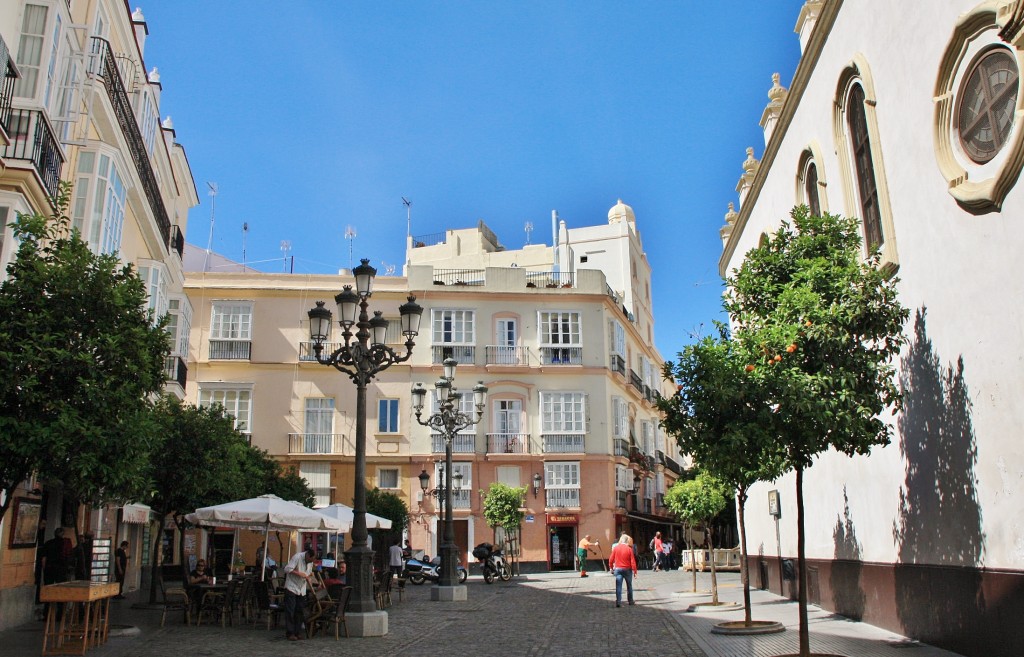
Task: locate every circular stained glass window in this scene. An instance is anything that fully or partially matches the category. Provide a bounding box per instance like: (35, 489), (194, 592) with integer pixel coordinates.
(958, 48), (1020, 164)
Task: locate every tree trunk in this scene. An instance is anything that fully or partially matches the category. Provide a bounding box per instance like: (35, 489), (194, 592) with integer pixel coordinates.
(797, 466), (810, 657)
(708, 526), (719, 605)
(148, 512), (168, 603)
(175, 514), (190, 581)
(687, 522), (698, 591)
(737, 487), (752, 625)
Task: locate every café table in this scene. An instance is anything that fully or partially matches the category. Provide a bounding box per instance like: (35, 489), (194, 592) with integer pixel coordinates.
(192, 581), (231, 626)
(40, 581), (119, 655)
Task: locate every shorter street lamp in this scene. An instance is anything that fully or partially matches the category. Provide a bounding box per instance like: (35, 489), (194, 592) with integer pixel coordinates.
(418, 467), (464, 515)
(411, 359), (487, 598)
(532, 472), (543, 499)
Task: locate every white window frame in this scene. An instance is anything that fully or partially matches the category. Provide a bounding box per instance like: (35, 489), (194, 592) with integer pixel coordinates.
(136, 259), (168, 321)
(13, 4), (51, 101)
(615, 465), (631, 492)
(609, 320), (625, 356)
(538, 311), (581, 347)
(544, 461), (580, 488)
(431, 309), (475, 344)
(377, 467), (399, 490)
(431, 391), (476, 434)
(495, 465), (520, 487)
(378, 398), (400, 434)
(300, 462), (331, 507)
(435, 462), (472, 488)
(540, 391), (587, 433)
(210, 302), (253, 341)
(166, 296), (192, 358)
(642, 420), (654, 455)
(493, 399), (522, 434)
(611, 397), (628, 440)
(198, 384), (253, 433)
(72, 149), (127, 255)
(304, 398), (334, 434)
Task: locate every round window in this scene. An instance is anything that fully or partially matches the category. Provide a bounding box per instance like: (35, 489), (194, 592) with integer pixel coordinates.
(957, 48), (1020, 164)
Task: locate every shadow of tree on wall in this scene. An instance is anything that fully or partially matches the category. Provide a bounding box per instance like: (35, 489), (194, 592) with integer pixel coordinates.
(831, 487), (865, 620)
(893, 308), (986, 655)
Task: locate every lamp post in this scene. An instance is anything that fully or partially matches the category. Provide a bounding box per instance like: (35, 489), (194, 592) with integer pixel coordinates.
(418, 466), (464, 519)
(307, 259), (423, 634)
(411, 359), (487, 600)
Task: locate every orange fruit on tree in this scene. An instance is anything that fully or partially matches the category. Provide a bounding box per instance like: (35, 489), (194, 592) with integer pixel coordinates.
(745, 364), (755, 372)
(773, 354), (782, 362)
(786, 344), (797, 353)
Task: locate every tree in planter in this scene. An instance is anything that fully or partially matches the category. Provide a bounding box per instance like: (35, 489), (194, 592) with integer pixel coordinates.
(664, 472), (729, 604)
(482, 483), (526, 565)
(0, 182), (169, 519)
(725, 208), (907, 656)
(658, 323), (785, 624)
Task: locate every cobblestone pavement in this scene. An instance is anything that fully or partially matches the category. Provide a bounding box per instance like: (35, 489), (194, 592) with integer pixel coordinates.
(2, 569), (965, 657)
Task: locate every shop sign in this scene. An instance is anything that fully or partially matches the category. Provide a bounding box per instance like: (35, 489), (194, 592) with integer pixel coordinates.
(546, 514), (578, 524)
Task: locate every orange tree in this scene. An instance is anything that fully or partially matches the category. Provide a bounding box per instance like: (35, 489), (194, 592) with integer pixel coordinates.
(725, 207), (907, 656)
(658, 322), (784, 624)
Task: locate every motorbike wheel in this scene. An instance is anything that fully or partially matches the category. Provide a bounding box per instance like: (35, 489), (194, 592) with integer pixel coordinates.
(498, 563), (512, 581)
(483, 568), (495, 584)
(409, 573), (425, 585)
(459, 568), (468, 584)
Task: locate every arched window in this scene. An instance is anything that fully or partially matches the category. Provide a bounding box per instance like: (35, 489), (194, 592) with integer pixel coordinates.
(847, 84), (883, 252)
(804, 160), (821, 216)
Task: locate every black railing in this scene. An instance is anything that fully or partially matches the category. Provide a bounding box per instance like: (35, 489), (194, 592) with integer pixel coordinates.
(169, 225), (184, 260)
(610, 354), (625, 375)
(209, 340), (251, 360)
(412, 232), (445, 247)
(630, 370), (644, 393)
(432, 268), (485, 285)
(1, 109), (63, 199)
(664, 456), (683, 476)
(164, 355), (187, 389)
(525, 271), (575, 288)
(92, 37), (171, 250)
(0, 34), (16, 137)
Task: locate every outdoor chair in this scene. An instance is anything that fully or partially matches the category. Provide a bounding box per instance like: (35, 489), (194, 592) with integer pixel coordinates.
(374, 571), (394, 609)
(310, 585), (350, 639)
(197, 578), (239, 627)
(160, 587), (192, 627)
(251, 579), (282, 630)
(394, 574), (406, 602)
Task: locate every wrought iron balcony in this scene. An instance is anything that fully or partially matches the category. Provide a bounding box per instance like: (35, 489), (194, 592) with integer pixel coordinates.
(288, 433), (348, 455)
(209, 340), (251, 360)
(486, 432), (530, 454)
(663, 455), (683, 476)
(169, 225), (184, 260)
(544, 488), (580, 508)
(539, 346), (581, 365)
(630, 370), (644, 393)
(525, 271), (575, 288)
(613, 438), (630, 458)
(0, 35), (17, 138)
(412, 231), (445, 248)
(485, 345), (529, 366)
(616, 491), (628, 508)
(432, 268), (485, 286)
(541, 433), (584, 453)
(431, 345), (474, 365)
(163, 355), (187, 389)
(1, 108), (63, 199)
(430, 433), (476, 454)
(610, 354), (626, 375)
(299, 341), (343, 361)
(91, 37), (171, 250)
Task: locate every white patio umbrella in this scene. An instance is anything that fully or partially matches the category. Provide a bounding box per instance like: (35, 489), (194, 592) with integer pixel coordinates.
(313, 503), (392, 559)
(186, 494), (345, 579)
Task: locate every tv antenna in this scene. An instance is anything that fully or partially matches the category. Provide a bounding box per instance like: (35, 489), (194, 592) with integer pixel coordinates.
(242, 222), (249, 272)
(382, 260), (396, 276)
(402, 197), (412, 266)
(524, 221), (533, 245)
(204, 182), (218, 272)
(344, 225), (357, 270)
(280, 240), (292, 273)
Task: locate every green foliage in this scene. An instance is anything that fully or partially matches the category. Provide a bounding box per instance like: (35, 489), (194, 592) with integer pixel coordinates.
(366, 488), (409, 533)
(724, 208), (908, 470)
(658, 321), (785, 500)
(664, 471), (729, 525)
(0, 182), (169, 516)
(481, 483), (526, 530)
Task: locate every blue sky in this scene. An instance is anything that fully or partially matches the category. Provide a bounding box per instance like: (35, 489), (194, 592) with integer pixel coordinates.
(142, 1), (803, 361)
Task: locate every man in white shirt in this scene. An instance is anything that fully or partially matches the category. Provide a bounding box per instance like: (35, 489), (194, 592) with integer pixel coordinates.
(388, 539), (404, 576)
(282, 547), (315, 641)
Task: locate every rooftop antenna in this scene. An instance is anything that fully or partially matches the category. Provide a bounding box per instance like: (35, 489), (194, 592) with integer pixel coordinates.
(204, 182), (218, 272)
(524, 221), (533, 246)
(344, 225), (357, 270)
(242, 222), (249, 272)
(382, 260), (396, 276)
(280, 240), (292, 273)
(402, 197), (412, 266)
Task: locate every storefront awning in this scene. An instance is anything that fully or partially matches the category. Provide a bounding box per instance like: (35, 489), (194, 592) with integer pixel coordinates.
(624, 512), (681, 528)
(121, 503), (152, 524)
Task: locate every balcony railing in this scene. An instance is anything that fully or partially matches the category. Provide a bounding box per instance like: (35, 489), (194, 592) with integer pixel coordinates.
(451, 489), (471, 509)
(525, 271), (575, 288)
(545, 488), (580, 508)
(630, 370), (644, 393)
(431, 433), (476, 454)
(91, 37), (171, 249)
(163, 355), (187, 389)
(432, 345), (474, 365)
(664, 455), (683, 476)
(610, 354), (626, 375)
(616, 491), (628, 508)
(299, 341), (344, 362)
(412, 231), (445, 247)
(288, 433), (348, 455)
(539, 346), (581, 365)
(644, 385), (654, 402)
(432, 268), (485, 286)
(542, 433), (584, 453)
(1, 109), (63, 199)
(485, 345), (529, 366)
(209, 340), (251, 360)
(486, 433), (530, 454)
(0, 35), (17, 137)
(169, 225), (184, 260)
(613, 438), (630, 458)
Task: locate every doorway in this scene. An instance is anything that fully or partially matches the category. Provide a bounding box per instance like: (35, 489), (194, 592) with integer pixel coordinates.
(548, 525), (576, 571)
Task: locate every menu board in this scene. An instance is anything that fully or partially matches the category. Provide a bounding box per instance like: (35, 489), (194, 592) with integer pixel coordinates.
(91, 537), (112, 583)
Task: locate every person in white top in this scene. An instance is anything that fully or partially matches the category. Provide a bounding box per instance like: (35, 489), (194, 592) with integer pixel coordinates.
(282, 547), (315, 641)
(388, 539), (404, 575)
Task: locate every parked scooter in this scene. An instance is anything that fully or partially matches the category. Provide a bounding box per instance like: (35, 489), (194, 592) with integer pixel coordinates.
(420, 555), (469, 584)
(402, 555), (431, 585)
(472, 543), (512, 584)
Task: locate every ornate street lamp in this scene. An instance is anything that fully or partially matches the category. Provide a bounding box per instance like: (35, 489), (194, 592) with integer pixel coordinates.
(411, 359), (487, 600)
(307, 259), (423, 634)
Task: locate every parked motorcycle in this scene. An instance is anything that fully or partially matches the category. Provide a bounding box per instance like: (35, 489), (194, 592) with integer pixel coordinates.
(402, 555), (430, 585)
(403, 555), (468, 584)
(420, 555), (468, 584)
(473, 543), (512, 584)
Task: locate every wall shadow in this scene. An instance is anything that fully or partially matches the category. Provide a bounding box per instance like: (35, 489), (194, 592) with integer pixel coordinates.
(831, 487), (865, 620)
(892, 308), (990, 656)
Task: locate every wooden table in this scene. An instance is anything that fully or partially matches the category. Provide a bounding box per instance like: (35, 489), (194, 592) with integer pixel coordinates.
(39, 581), (119, 655)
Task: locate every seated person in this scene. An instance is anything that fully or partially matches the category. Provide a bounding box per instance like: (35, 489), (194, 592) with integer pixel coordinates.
(322, 561), (346, 587)
(189, 559), (214, 585)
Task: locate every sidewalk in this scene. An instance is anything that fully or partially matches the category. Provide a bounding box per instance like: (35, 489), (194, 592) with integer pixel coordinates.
(0, 570), (965, 657)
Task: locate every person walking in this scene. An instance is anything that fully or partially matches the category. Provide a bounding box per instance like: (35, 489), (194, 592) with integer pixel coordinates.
(577, 535), (599, 578)
(114, 541), (129, 599)
(282, 546), (315, 641)
(651, 531), (664, 572)
(388, 538), (405, 576)
(608, 534), (638, 607)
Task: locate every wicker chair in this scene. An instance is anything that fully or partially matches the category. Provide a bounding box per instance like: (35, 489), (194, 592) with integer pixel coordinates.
(251, 579), (282, 630)
(160, 587), (192, 627)
(311, 585), (350, 639)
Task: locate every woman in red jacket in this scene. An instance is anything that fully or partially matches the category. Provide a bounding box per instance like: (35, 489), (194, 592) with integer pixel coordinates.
(607, 534), (638, 607)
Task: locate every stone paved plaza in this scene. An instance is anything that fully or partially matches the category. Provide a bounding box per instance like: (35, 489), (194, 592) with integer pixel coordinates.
(2, 570), (965, 657)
